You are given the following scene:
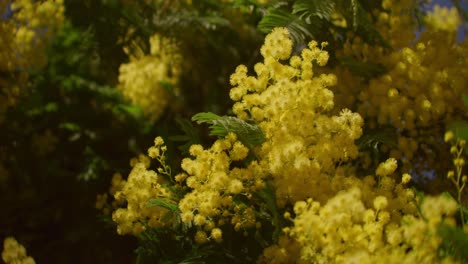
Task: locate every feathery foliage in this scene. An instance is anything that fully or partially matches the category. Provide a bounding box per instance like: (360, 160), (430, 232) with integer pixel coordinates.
(192, 112), (265, 149)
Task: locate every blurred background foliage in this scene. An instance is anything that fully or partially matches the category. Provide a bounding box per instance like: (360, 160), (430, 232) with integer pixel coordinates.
(1, 0), (467, 263)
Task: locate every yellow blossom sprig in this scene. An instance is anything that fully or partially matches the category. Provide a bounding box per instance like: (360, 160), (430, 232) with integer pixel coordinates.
(112, 138), (177, 235)
(445, 131), (467, 224)
(148, 136), (172, 181)
(177, 133), (265, 242)
(118, 34), (182, 122)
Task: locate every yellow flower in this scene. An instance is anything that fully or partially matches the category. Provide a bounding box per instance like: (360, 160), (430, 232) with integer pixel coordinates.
(373, 196), (388, 210)
(376, 158), (398, 177)
(260, 27), (293, 60)
(401, 173), (411, 184)
(195, 231), (208, 244)
(118, 34), (181, 122)
(2, 237), (36, 264)
(444, 131), (455, 143)
(210, 228), (223, 243)
(425, 5), (461, 32)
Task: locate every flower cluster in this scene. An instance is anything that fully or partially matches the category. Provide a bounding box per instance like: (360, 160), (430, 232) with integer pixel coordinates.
(230, 27), (363, 206)
(286, 188), (458, 263)
(176, 133), (266, 243)
(0, 0), (64, 116)
(1, 0), (64, 72)
(444, 131), (467, 224)
(118, 34), (182, 122)
(425, 5), (461, 32)
(108, 26), (467, 262)
(2, 237), (35, 264)
(112, 138), (176, 235)
(332, 0), (468, 174)
(257, 156), (419, 262)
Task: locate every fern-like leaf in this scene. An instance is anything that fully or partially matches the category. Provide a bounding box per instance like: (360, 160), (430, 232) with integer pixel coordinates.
(169, 117), (201, 155)
(356, 126), (397, 151)
(438, 223), (468, 262)
(293, 0), (335, 21)
(192, 112), (265, 149)
(258, 7), (318, 45)
(339, 55), (386, 79)
(147, 198), (179, 212)
(256, 181), (283, 242)
(335, 0), (389, 47)
(155, 11), (230, 32)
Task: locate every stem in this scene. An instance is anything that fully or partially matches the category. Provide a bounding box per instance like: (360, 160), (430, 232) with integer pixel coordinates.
(459, 180), (466, 224)
(458, 187), (465, 224)
(455, 143), (466, 224)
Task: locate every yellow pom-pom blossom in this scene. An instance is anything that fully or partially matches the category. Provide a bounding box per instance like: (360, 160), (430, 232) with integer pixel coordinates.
(112, 138), (175, 235)
(177, 133), (266, 242)
(401, 173), (412, 184)
(375, 158), (398, 177)
(229, 27), (363, 206)
(118, 34), (182, 122)
(2, 237), (35, 264)
(288, 189), (459, 263)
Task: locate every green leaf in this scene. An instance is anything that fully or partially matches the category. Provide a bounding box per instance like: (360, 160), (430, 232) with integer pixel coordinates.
(169, 117), (201, 154)
(159, 80), (175, 94)
(155, 11), (231, 32)
(438, 224), (468, 262)
(256, 181), (282, 242)
(147, 198), (179, 212)
(77, 147), (108, 181)
(258, 8), (318, 45)
(26, 102), (59, 116)
(335, 0), (389, 47)
(356, 126), (397, 150)
(293, 0), (335, 21)
(114, 104), (145, 120)
(59, 122), (81, 132)
(447, 120), (468, 142)
(192, 112), (265, 149)
(338, 55), (386, 79)
(44, 102), (59, 112)
(462, 94), (468, 107)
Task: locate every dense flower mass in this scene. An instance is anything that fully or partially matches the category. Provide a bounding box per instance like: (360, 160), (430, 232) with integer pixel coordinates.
(3, 0), (468, 263)
(230, 27), (364, 206)
(109, 25), (467, 263)
(118, 34), (182, 122)
(288, 189), (458, 263)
